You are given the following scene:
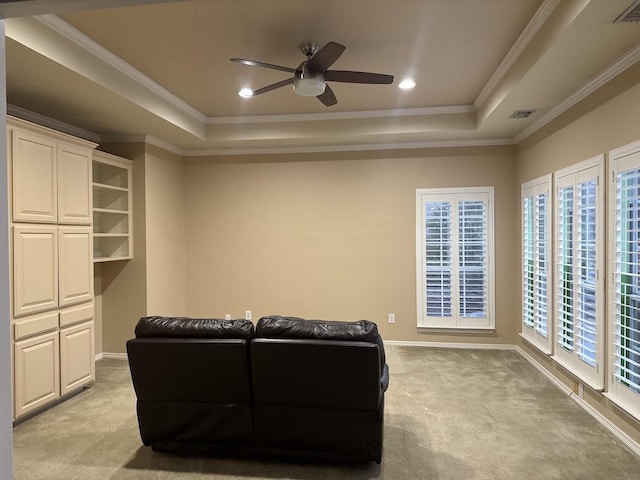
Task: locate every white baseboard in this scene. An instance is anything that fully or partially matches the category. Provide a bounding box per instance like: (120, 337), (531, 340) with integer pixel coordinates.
(385, 340), (516, 350)
(516, 346), (640, 457)
(97, 352), (128, 361)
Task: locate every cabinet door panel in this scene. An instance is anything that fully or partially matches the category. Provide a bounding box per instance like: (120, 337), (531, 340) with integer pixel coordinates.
(59, 227), (94, 307)
(11, 128), (57, 223)
(60, 320), (95, 395)
(58, 143), (92, 225)
(14, 331), (60, 418)
(13, 225), (58, 317)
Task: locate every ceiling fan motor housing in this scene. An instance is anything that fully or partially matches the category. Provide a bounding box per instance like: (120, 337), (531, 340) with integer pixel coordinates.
(293, 62), (326, 96)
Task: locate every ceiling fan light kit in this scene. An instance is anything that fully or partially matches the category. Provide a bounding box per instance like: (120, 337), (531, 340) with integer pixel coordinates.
(230, 41), (394, 106)
(293, 64), (326, 96)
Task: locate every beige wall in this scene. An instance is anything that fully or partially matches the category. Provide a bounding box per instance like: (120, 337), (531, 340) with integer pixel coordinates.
(184, 147), (518, 344)
(516, 75), (640, 444)
(144, 144), (186, 316)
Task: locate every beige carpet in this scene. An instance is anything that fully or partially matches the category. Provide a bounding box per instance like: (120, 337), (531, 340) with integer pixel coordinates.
(12, 346), (640, 479)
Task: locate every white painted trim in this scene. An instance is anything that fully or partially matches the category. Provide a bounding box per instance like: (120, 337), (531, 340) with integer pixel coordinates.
(100, 352), (129, 360)
(516, 346), (573, 394)
(384, 340), (515, 350)
(7, 104), (101, 143)
(100, 134), (184, 156)
(95, 353), (103, 361)
(572, 393), (640, 457)
(207, 105), (475, 125)
(475, 0), (561, 109)
(35, 14), (207, 124)
(609, 139), (640, 160)
(517, 346), (640, 457)
(0, 20), (13, 479)
(183, 137), (515, 157)
(516, 41), (640, 142)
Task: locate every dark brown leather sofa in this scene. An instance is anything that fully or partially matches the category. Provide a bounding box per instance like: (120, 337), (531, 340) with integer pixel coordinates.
(126, 315), (389, 463)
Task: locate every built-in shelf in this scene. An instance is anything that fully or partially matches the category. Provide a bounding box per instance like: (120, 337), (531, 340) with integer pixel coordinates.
(92, 151), (133, 262)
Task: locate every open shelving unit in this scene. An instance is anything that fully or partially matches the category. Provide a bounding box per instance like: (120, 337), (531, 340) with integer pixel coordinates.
(92, 151), (133, 262)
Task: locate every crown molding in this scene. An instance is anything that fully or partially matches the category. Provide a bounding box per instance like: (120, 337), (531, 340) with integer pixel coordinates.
(207, 105), (475, 125)
(515, 41), (640, 143)
(99, 134), (185, 156)
(474, 0), (560, 109)
(7, 104), (101, 143)
(34, 14), (207, 124)
(183, 137), (515, 157)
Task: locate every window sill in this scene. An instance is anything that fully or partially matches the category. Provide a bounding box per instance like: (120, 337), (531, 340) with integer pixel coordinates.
(602, 392), (640, 422)
(418, 326), (496, 335)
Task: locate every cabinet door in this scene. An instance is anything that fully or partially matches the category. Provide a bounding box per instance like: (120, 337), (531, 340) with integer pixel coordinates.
(11, 128), (57, 223)
(58, 143), (92, 225)
(60, 320), (95, 395)
(58, 226), (94, 307)
(13, 225), (58, 317)
(14, 331), (60, 419)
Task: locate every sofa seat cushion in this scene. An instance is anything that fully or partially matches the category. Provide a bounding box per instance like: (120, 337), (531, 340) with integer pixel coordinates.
(135, 316), (254, 339)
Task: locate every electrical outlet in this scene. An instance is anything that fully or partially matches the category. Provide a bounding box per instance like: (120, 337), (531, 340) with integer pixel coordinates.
(388, 313), (396, 324)
(245, 310), (252, 320)
(578, 382), (584, 398)
(225, 313), (231, 320)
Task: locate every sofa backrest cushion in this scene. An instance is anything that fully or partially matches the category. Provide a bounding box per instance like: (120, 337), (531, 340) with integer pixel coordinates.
(250, 338), (382, 411)
(256, 315), (377, 341)
(256, 315), (386, 365)
(135, 316), (254, 339)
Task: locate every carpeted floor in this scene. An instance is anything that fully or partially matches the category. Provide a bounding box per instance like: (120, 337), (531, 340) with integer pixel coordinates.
(12, 346), (640, 479)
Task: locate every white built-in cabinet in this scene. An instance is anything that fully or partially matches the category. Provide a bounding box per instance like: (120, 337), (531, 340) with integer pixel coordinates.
(8, 117), (97, 419)
(92, 151), (133, 262)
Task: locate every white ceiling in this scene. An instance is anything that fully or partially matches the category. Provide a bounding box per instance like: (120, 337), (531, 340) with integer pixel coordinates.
(3, 0), (640, 155)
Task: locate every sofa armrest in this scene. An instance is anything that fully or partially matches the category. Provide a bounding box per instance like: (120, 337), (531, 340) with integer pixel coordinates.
(381, 363), (389, 392)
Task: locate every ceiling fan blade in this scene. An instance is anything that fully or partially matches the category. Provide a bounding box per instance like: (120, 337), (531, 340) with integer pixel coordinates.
(317, 84), (337, 106)
(251, 77), (294, 96)
(325, 70), (394, 84)
(307, 41), (346, 72)
(230, 58), (296, 74)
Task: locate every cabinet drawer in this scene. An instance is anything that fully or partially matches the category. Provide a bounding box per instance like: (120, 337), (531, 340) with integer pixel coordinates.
(59, 303), (94, 328)
(14, 311), (58, 341)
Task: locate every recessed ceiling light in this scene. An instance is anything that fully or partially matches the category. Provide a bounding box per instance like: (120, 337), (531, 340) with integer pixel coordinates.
(238, 87), (253, 98)
(398, 79), (416, 90)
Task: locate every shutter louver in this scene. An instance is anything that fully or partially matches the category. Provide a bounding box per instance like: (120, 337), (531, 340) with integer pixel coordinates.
(614, 167), (640, 393)
(557, 185), (574, 352)
(458, 200), (486, 318)
(425, 201), (452, 317)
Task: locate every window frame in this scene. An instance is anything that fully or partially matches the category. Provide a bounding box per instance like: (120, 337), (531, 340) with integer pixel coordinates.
(416, 187), (495, 330)
(607, 140), (640, 419)
(552, 155), (605, 391)
(521, 175), (552, 354)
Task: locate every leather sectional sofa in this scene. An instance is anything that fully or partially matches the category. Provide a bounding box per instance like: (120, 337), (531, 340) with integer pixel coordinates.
(126, 315), (389, 463)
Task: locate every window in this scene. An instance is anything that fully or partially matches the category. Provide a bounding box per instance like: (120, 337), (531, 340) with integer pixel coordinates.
(416, 187), (494, 329)
(553, 155), (604, 390)
(521, 175), (552, 353)
(608, 141), (640, 418)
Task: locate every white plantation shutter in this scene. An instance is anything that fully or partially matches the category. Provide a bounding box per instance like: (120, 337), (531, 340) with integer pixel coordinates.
(608, 143), (640, 417)
(557, 185), (574, 353)
(553, 156), (604, 390)
(424, 201), (452, 317)
(521, 176), (552, 353)
(417, 188), (494, 329)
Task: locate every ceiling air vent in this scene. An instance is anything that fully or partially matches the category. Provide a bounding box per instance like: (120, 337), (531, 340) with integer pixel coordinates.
(615, 0), (640, 23)
(510, 109), (536, 119)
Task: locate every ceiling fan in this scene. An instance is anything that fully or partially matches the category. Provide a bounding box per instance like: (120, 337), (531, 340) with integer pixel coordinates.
(230, 41), (394, 106)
